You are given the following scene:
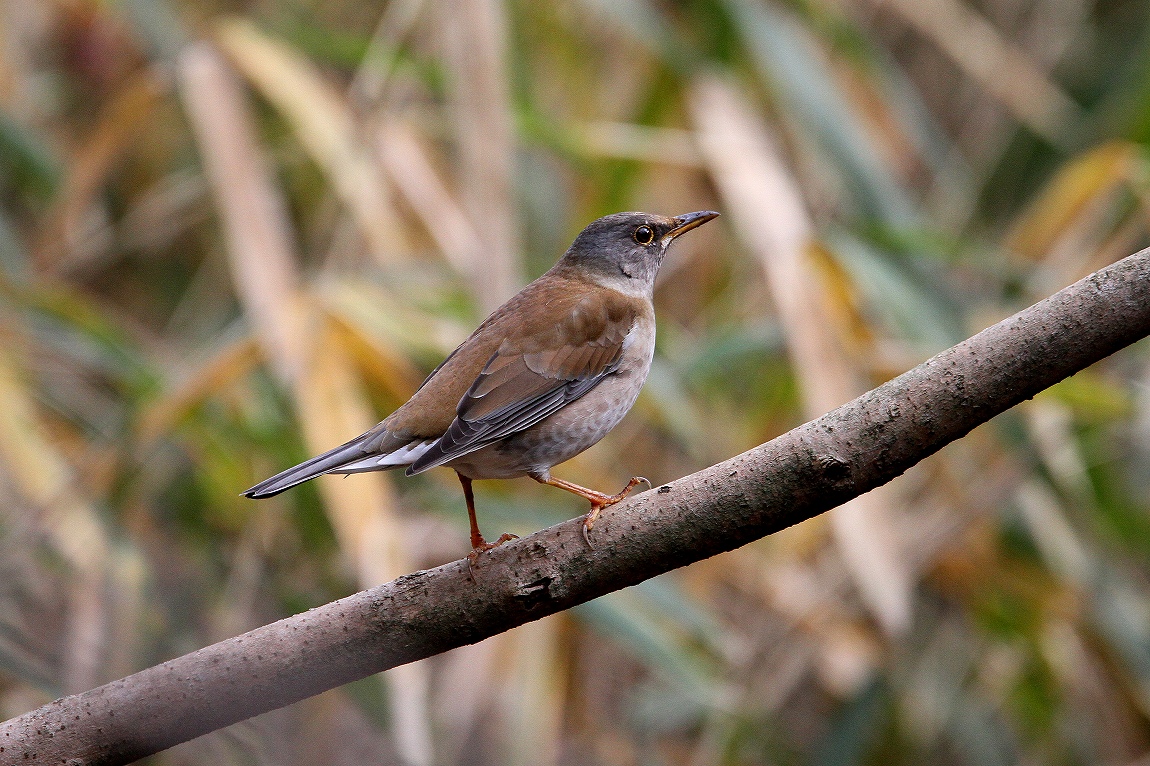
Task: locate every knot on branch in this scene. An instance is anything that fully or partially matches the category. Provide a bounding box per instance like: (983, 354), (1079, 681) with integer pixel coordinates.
(817, 453), (851, 483)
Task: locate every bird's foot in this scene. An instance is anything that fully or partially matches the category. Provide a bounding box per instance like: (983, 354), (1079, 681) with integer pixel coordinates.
(466, 532), (519, 566)
(581, 476), (651, 548)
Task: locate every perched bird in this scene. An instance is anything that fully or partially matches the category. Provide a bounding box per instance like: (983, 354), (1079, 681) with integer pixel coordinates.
(244, 210), (718, 556)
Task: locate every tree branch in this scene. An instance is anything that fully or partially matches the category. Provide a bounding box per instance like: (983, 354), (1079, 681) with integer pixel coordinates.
(5, 249), (1150, 765)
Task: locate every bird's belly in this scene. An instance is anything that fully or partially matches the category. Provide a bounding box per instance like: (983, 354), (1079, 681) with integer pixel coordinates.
(448, 324), (655, 480)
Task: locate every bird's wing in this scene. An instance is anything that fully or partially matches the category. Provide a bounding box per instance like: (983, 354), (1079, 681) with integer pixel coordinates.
(406, 293), (639, 475)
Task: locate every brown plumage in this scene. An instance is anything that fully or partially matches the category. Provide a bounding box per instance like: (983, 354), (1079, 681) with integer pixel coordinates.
(243, 210), (718, 556)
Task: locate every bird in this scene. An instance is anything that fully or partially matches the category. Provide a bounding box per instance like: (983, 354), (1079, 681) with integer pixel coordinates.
(243, 210), (719, 557)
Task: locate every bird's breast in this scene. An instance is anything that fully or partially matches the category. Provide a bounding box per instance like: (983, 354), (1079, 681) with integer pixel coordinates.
(617, 313), (656, 372)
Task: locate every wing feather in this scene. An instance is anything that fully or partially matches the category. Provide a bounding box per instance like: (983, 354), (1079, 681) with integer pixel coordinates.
(406, 294), (638, 475)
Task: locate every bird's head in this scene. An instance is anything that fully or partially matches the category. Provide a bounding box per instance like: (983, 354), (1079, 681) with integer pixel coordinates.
(558, 210), (719, 295)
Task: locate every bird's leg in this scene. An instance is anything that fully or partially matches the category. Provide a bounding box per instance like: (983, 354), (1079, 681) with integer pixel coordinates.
(457, 472), (517, 562)
(532, 474), (651, 546)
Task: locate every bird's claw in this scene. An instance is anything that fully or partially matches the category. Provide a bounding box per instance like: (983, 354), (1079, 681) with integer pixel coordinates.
(581, 476), (651, 548)
(582, 510), (599, 549)
(465, 532), (519, 575)
(609, 476), (650, 502)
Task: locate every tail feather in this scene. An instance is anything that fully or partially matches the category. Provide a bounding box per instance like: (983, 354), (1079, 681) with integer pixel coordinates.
(243, 432), (378, 499)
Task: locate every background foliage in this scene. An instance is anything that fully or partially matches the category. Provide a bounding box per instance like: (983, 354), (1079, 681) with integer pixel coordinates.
(3, 0), (1150, 763)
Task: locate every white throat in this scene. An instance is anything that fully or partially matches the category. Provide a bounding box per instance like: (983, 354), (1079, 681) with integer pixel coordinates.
(586, 270), (654, 299)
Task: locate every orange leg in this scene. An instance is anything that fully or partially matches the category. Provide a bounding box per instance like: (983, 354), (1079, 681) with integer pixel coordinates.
(533, 474), (650, 547)
(457, 472), (517, 562)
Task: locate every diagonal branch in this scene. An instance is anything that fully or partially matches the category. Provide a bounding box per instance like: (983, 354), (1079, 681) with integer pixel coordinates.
(4, 249), (1150, 765)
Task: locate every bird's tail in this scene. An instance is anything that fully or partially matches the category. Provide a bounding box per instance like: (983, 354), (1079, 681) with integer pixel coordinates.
(242, 432), (378, 499)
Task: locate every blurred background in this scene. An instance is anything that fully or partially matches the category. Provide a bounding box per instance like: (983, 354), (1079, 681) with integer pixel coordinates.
(2, 0), (1150, 763)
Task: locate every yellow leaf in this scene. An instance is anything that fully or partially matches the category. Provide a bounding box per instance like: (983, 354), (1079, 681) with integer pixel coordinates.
(1007, 141), (1141, 260)
(215, 18), (408, 264)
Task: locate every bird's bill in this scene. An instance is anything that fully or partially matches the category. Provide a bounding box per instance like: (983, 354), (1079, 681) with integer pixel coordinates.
(665, 210), (720, 240)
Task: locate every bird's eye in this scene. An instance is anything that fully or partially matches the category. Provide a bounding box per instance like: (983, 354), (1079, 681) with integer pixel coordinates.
(633, 225), (654, 245)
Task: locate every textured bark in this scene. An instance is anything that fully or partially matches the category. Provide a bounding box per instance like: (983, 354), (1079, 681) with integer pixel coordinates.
(4, 249), (1150, 765)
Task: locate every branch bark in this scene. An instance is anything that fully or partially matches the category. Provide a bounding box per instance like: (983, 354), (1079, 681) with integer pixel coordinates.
(5, 249), (1150, 765)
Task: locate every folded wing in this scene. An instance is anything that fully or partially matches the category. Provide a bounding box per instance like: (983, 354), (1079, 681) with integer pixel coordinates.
(407, 294), (638, 475)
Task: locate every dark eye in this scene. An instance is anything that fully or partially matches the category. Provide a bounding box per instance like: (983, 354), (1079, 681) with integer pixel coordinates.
(633, 225), (654, 245)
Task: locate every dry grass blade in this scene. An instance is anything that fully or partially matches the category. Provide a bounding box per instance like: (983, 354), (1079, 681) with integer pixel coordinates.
(439, 0), (520, 311)
(1014, 479), (1090, 584)
(33, 72), (164, 274)
(0, 349), (111, 693)
(315, 277), (463, 377)
(504, 619), (564, 766)
(177, 41), (432, 766)
(293, 337), (433, 765)
(350, 0), (427, 108)
(1004, 142), (1144, 298)
(288, 327), (403, 579)
(178, 42), (309, 383)
(325, 306), (425, 402)
(138, 334), (261, 442)
(0, 349), (107, 579)
(728, 0), (915, 227)
(375, 120), (486, 286)
(690, 76), (912, 636)
(575, 121), (702, 166)
(215, 18), (408, 266)
(871, 0), (1080, 143)
(1007, 141), (1139, 258)
(1027, 399), (1094, 511)
(433, 639), (506, 763)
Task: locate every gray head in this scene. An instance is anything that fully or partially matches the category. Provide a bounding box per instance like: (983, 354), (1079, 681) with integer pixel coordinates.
(556, 211), (719, 295)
